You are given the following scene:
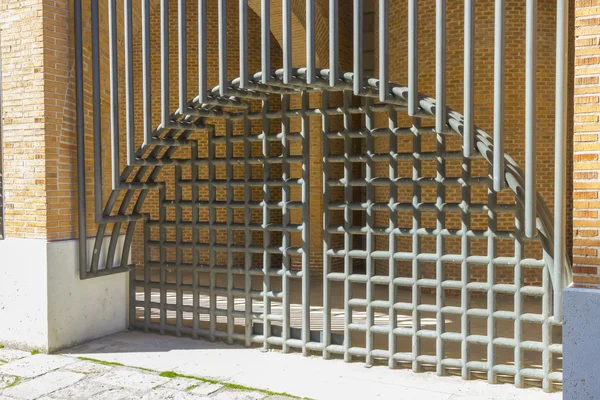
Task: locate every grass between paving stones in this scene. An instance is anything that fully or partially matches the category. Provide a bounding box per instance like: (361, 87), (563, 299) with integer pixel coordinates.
(30, 350), (40, 355)
(79, 356), (310, 399)
(6, 376), (21, 388)
(158, 371), (307, 399)
(0, 344), (4, 349)
(77, 357), (154, 372)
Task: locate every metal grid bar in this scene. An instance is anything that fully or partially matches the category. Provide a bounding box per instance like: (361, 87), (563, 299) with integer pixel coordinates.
(435, 106), (446, 376)
(463, 0), (475, 157)
(525, 0), (538, 238)
(493, 0), (505, 192)
(322, 91), (332, 359)
(412, 117), (423, 372)
(262, 97), (272, 350)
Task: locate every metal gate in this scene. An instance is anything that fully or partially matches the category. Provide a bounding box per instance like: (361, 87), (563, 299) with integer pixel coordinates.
(74, 0), (572, 392)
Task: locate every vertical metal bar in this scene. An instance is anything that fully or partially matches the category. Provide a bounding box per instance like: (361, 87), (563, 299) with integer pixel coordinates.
(463, 0), (474, 157)
(301, 90), (311, 356)
(239, 0), (248, 89)
(541, 258), (552, 391)
(124, 0), (135, 165)
(353, 0), (363, 95)
(262, 98), (272, 350)
(329, 0), (338, 87)
(306, 0), (316, 84)
(91, 0), (103, 222)
(161, 0), (170, 128)
(514, 209), (524, 387)
(525, 0), (537, 237)
(408, 0), (418, 116)
(493, 0), (505, 191)
(159, 187), (167, 334)
(191, 144), (200, 339)
(322, 91), (332, 359)
(553, 0), (568, 321)
(74, 0), (88, 276)
(343, 90), (353, 362)
(108, 0), (120, 189)
(435, 0), (446, 133)
(208, 127), (216, 341)
(142, 0), (152, 144)
(175, 166), (183, 336)
(487, 165), (497, 384)
(198, 0), (207, 103)
(281, 94), (291, 352)
(225, 119), (234, 344)
(261, 0), (270, 83)
(218, 0), (227, 97)
(178, 0), (187, 113)
(365, 97), (374, 366)
(387, 105), (398, 369)
(160, 0), (170, 129)
(243, 109), (252, 346)
(282, 0), (292, 84)
(460, 157), (471, 380)
(435, 114), (446, 376)
(411, 118), (422, 373)
(144, 220), (151, 331)
(379, 0), (388, 102)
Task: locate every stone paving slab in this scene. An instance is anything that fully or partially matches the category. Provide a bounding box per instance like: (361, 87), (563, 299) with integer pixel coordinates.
(0, 351), (297, 400)
(139, 387), (207, 400)
(0, 351), (29, 364)
(0, 356), (76, 379)
(62, 360), (113, 375)
(47, 380), (116, 399)
(187, 382), (224, 397)
(90, 368), (170, 391)
(2, 371), (85, 400)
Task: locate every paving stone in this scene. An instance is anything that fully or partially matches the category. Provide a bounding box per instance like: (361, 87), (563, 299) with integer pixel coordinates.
(2, 370), (85, 400)
(210, 390), (266, 400)
(264, 396), (293, 400)
(0, 375), (19, 390)
(63, 360), (113, 375)
(187, 382), (223, 396)
(87, 388), (141, 400)
(0, 355), (76, 378)
(90, 368), (169, 391)
(48, 379), (114, 399)
(162, 377), (203, 391)
(140, 387), (208, 399)
(0, 350), (30, 363)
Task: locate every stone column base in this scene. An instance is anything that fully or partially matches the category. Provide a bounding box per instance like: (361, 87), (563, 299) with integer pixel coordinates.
(564, 283), (600, 399)
(0, 238), (128, 352)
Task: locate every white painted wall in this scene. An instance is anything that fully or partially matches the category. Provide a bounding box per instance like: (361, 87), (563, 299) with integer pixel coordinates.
(0, 238), (128, 352)
(47, 238), (128, 352)
(0, 238), (49, 350)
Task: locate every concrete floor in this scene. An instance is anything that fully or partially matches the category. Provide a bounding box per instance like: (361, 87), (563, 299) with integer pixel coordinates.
(63, 331), (561, 400)
(134, 273), (562, 390)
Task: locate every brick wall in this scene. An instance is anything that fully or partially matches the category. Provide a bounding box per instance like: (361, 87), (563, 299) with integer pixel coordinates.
(573, 0), (600, 283)
(0, 0), (47, 238)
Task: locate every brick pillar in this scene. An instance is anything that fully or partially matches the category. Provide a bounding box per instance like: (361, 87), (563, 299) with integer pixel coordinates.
(573, 0), (600, 283)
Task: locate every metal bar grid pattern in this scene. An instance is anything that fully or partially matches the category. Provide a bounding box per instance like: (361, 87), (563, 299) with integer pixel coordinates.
(73, 63), (567, 390)
(321, 85), (562, 389)
(130, 87), (311, 351)
(71, 0), (572, 392)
